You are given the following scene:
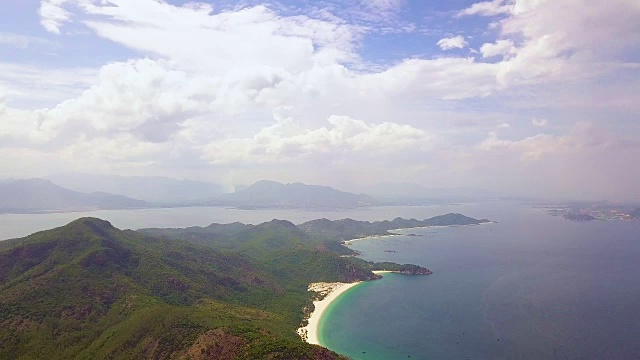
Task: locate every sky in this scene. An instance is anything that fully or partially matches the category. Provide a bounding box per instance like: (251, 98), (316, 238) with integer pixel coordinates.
(0, 0), (639, 201)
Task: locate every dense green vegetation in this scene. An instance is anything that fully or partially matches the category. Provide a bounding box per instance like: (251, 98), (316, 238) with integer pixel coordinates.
(1, 213), (485, 358)
(0, 218), (351, 359)
(298, 213), (491, 241)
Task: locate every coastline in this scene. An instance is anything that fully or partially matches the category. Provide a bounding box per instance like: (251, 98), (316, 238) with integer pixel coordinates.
(343, 222), (496, 245)
(298, 272), (398, 345)
(297, 281), (363, 345)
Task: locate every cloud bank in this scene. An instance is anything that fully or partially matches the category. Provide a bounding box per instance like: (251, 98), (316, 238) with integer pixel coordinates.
(0, 0), (638, 201)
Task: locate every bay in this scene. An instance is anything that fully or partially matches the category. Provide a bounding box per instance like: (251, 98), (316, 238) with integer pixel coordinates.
(321, 203), (640, 359)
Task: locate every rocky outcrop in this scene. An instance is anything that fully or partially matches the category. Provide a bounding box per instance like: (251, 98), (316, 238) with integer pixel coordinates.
(392, 267), (433, 275)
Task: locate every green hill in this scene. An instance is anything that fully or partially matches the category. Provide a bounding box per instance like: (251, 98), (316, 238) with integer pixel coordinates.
(0, 218), (349, 359)
(298, 213), (492, 241)
(141, 219), (380, 287)
(1, 214), (445, 359)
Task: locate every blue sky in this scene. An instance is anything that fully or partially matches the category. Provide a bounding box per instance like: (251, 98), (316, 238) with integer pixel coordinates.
(0, 0), (639, 200)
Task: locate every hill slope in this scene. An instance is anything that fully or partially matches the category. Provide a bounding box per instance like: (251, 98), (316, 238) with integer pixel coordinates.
(298, 213), (492, 241)
(0, 179), (149, 213)
(210, 180), (376, 208)
(0, 218), (349, 359)
(141, 219), (382, 287)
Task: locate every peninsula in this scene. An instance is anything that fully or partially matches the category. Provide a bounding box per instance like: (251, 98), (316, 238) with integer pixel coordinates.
(0, 213), (488, 359)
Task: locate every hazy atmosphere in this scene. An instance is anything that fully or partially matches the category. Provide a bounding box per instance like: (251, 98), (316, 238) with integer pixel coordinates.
(1, 0), (639, 201)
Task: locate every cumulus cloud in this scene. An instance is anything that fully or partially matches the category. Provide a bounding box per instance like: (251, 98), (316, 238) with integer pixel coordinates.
(480, 39), (515, 58)
(0, 0), (636, 199)
(437, 35), (468, 50)
(204, 115), (431, 164)
(457, 0), (514, 17)
(39, 0), (72, 34)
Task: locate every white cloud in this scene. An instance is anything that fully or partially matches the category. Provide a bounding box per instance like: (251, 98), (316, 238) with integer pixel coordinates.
(204, 115), (431, 165)
(532, 118), (548, 127)
(359, 0), (405, 18)
(39, 0), (72, 34)
(457, 0), (514, 17)
(437, 35), (468, 50)
(480, 39), (515, 58)
(0, 62), (97, 108)
(0, 0), (636, 199)
(460, 122), (640, 201)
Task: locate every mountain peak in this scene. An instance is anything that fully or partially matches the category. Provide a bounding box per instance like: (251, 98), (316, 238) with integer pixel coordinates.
(70, 217), (115, 229)
(215, 180), (376, 208)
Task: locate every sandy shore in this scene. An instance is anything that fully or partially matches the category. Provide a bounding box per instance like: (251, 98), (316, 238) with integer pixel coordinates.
(297, 281), (362, 345)
(372, 270), (393, 275)
(343, 222), (496, 245)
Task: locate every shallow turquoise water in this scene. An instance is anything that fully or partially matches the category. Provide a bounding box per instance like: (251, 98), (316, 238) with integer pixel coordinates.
(320, 204), (640, 359)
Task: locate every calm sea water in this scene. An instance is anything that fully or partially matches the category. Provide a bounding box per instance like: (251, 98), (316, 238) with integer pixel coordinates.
(0, 204), (482, 240)
(320, 203), (640, 359)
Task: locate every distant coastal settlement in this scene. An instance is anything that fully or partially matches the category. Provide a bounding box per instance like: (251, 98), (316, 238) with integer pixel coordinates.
(546, 205), (640, 222)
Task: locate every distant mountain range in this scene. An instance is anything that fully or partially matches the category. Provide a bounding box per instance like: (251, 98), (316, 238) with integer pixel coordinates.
(0, 178), (379, 213)
(1, 176), (507, 214)
(47, 173), (225, 203)
(208, 180), (376, 208)
(0, 179), (149, 213)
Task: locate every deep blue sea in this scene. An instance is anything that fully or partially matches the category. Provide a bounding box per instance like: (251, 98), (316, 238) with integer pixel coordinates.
(320, 203), (640, 360)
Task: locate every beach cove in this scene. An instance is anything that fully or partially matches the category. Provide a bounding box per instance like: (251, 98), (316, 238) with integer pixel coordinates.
(298, 271), (394, 345)
(313, 205), (640, 359)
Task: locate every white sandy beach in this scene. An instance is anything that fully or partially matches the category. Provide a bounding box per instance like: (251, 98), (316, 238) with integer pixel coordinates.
(297, 281), (362, 345)
(372, 270), (393, 275)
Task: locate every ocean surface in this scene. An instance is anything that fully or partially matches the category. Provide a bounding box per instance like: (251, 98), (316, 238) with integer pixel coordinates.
(0, 204), (483, 240)
(319, 203), (640, 360)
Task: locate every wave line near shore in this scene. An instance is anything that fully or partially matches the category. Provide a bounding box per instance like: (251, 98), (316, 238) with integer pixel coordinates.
(297, 281), (362, 345)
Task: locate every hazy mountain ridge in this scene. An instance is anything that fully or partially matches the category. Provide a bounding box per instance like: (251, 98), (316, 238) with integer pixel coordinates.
(0, 179), (149, 213)
(208, 180), (376, 208)
(48, 173), (225, 203)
